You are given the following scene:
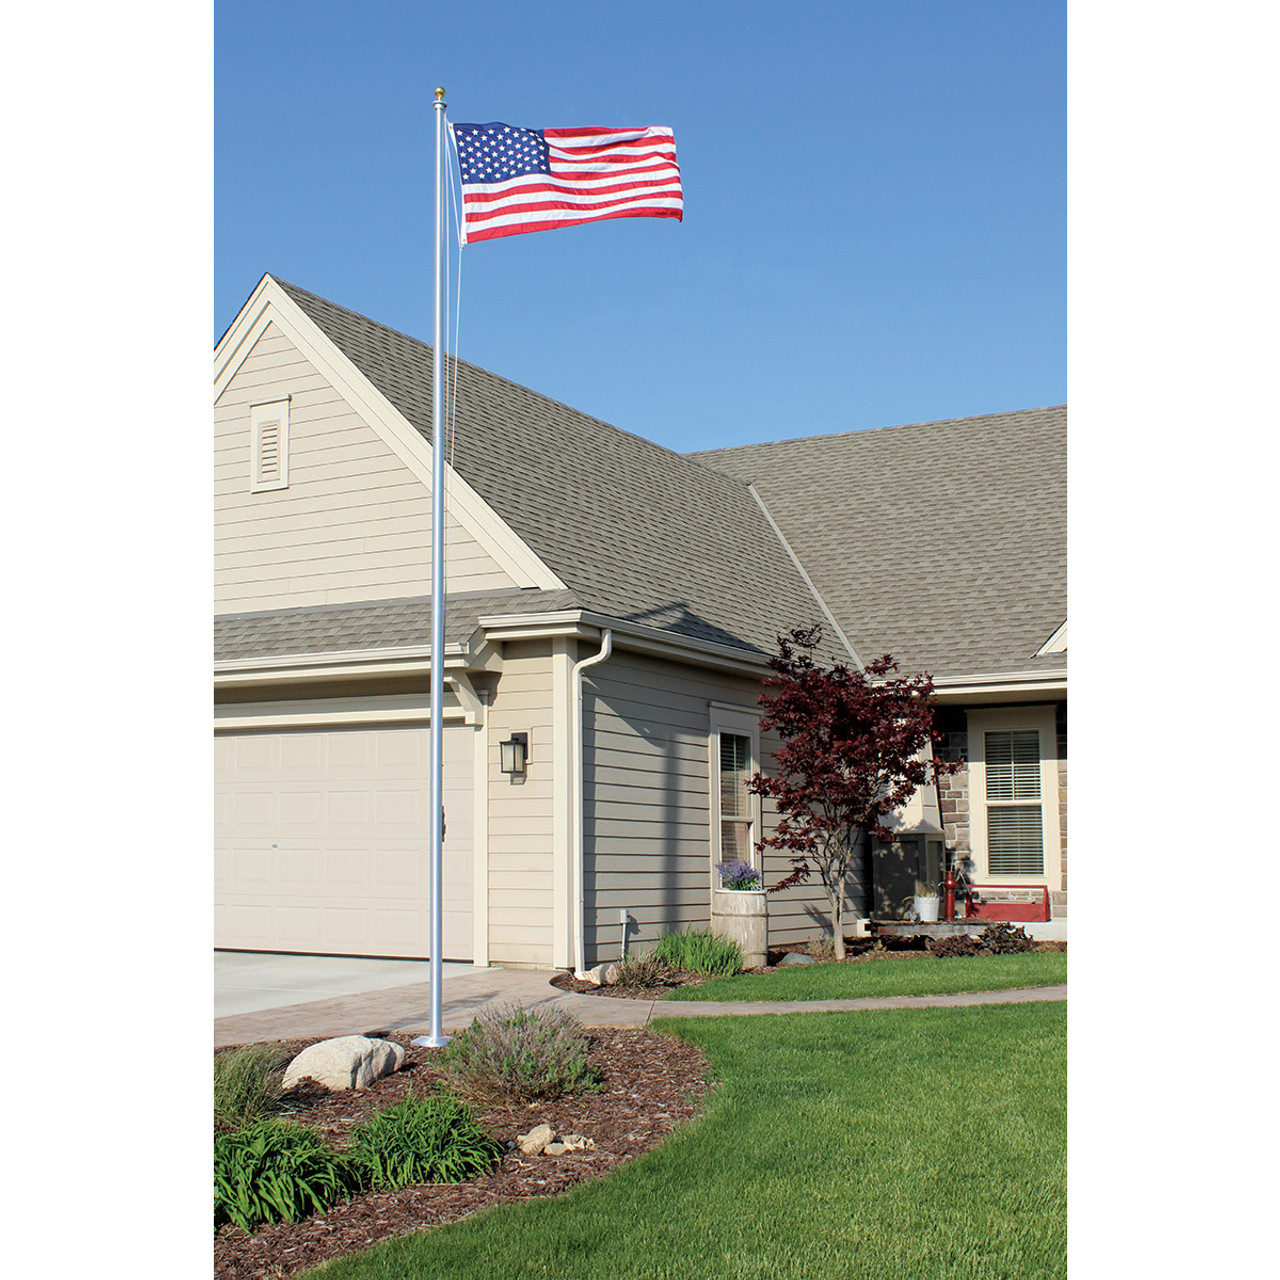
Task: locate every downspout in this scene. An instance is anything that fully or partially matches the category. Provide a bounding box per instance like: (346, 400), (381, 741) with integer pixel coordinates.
(572, 629), (613, 977)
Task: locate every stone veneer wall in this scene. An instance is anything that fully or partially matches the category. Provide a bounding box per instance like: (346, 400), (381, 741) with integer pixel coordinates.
(933, 702), (1068, 918)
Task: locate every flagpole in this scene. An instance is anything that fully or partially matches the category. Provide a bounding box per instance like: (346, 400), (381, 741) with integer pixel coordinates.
(424, 84), (449, 1048)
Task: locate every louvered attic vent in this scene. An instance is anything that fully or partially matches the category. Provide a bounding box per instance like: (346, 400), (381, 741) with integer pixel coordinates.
(250, 398), (290, 492)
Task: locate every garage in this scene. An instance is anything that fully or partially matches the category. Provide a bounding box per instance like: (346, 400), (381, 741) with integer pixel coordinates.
(215, 723), (474, 959)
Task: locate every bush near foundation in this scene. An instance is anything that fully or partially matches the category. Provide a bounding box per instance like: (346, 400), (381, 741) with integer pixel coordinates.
(652, 927), (743, 976)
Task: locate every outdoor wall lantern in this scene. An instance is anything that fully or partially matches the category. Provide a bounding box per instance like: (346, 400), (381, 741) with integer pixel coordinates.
(500, 732), (529, 778)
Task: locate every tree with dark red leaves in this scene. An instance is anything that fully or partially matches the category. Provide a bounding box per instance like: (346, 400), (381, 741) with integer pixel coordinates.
(751, 625), (961, 960)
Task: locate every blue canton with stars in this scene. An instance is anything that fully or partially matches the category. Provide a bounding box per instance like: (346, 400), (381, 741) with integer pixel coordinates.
(453, 122), (551, 184)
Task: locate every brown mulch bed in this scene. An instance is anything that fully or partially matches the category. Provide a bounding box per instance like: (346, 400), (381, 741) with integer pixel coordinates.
(214, 1028), (710, 1280)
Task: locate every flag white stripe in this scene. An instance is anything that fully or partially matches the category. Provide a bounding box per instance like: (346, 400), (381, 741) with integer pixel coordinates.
(546, 127), (674, 146)
(462, 167), (678, 198)
(466, 188), (683, 221)
(475, 196), (684, 232)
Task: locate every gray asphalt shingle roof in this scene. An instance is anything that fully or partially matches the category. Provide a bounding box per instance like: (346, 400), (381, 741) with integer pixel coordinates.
(691, 407), (1067, 680)
(274, 278), (825, 657)
(216, 589), (582, 663)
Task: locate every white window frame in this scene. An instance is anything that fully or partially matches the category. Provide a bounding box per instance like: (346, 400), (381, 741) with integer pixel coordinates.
(708, 702), (761, 889)
(967, 704), (1062, 888)
(250, 397), (290, 493)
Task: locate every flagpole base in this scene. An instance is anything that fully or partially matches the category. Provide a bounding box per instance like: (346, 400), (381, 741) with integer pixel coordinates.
(411, 1034), (451, 1048)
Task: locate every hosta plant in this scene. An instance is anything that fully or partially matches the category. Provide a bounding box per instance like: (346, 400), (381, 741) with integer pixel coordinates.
(350, 1092), (500, 1190)
(214, 1119), (360, 1233)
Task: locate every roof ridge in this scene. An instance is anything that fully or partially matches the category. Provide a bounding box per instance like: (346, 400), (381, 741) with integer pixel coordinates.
(690, 404), (1066, 459)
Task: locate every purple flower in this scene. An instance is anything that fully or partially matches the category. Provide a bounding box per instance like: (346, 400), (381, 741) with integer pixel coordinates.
(717, 858), (762, 891)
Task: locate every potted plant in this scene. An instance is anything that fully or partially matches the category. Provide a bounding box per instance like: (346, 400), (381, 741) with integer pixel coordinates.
(716, 858), (763, 891)
(913, 880), (941, 923)
(711, 859), (767, 967)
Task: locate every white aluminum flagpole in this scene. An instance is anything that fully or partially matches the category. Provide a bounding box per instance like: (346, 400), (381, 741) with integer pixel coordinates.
(423, 84), (449, 1047)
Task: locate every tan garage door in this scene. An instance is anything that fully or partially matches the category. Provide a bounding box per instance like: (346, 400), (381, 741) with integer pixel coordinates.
(215, 724), (473, 959)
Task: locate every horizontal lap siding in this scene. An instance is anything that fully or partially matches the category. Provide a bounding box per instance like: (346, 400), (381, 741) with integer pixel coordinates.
(486, 641), (555, 966)
(582, 651), (846, 964)
(215, 322), (515, 613)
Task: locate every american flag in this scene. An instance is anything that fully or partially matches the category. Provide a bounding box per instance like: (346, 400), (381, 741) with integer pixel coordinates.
(450, 122), (682, 245)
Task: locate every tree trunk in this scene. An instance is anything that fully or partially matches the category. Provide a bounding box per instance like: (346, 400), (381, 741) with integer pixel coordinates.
(830, 886), (845, 961)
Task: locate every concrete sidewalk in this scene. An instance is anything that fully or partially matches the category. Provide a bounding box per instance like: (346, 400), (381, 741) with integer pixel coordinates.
(214, 964), (1066, 1048)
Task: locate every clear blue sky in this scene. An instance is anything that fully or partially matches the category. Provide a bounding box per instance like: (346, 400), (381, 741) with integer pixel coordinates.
(216, 0), (1064, 452)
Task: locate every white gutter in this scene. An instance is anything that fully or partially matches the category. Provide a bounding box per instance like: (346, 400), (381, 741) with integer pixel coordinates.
(571, 629), (613, 977)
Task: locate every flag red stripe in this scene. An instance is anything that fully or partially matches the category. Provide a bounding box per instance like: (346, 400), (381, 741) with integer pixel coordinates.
(462, 173), (681, 208)
(465, 205), (682, 243)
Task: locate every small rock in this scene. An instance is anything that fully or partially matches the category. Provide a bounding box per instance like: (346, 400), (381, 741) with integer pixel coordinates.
(777, 952), (817, 967)
(559, 1134), (595, 1151)
(517, 1123), (554, 1156)
(543, 1142), (568, 1155)
(281, 1036), (405, 1091)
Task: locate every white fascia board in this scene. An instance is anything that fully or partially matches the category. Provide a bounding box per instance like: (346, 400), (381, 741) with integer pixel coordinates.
(213, 642), (472, 687)
(932, 670), (1067, 703)
(477, 609), (774, 677)
(1036, 621), (1068, 655)
(214, 275), (566, 592)
(214, 692), (470, 731)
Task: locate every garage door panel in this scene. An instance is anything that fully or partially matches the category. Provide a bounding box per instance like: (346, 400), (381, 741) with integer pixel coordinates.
(216, 724), (473, 959)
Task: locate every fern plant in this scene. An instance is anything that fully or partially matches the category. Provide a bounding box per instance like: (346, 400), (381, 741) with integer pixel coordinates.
(350, 1092), (500, 1190)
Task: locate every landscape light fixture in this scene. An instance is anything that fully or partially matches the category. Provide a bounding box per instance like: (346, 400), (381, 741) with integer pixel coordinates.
(500, 732), (529, 777)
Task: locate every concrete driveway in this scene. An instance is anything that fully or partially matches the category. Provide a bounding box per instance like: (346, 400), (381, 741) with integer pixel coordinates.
(215, 951), (478, 1019)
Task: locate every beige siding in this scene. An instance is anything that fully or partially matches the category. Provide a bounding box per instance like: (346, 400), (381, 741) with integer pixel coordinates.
(581, 649), (834, 966)
(215, 322), (517, 613)
(485, 641), (556, 967)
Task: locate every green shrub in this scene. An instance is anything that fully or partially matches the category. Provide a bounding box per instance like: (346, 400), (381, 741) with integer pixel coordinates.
(350, 1092), (500, 1190)
(441, 1003), (599, 1102)
(612, 951), (677, 988)
(979, 922), (1036, 954)
(214, 1044), (286, 1132)
(214, 1119), (360, 1233)
(652, 927), (743, 976)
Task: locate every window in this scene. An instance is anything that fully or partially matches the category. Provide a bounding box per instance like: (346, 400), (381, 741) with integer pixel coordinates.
(967, 705), (1062, 887)
(709, 704), (760, 874)
(250, 398), (290, 492)
(719, 733), (754, 860)
(984, 729), (1044, 875)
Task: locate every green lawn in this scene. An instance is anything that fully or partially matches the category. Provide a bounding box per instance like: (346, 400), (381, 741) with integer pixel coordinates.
(664, 950), (1067, 1002)
(310, 1002), (1067, 1280)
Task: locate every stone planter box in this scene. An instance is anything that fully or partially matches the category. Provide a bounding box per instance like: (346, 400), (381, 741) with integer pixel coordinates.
(711, 888), (768, 968)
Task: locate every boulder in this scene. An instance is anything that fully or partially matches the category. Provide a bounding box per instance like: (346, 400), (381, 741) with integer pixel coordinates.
(281, 1035), (405, 1092)
(777, 952), (817, 967)
(517, 1123), (554, 1156)
(583, 962), (622, 986)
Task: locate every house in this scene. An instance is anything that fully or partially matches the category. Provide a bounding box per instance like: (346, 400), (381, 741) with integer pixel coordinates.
(214, 274), (1067, 969)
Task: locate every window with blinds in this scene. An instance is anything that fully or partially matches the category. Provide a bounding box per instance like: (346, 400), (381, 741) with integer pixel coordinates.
(984, 730), (1044, 875)
(719, 733), (753, 860)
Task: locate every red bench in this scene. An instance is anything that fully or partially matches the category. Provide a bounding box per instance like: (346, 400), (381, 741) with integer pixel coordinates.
(965, 884), (1051, 922)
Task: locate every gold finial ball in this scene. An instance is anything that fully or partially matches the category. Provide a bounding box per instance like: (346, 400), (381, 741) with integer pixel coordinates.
(434, 87), (446, 100)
